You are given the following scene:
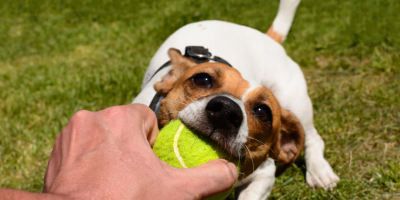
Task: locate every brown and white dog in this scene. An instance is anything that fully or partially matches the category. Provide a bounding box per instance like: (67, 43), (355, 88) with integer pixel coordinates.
(155, 49), (304, 179)
(132, 0), (339, 199)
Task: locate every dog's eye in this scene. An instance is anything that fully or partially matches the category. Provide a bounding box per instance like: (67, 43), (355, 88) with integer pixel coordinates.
(192, 73), (212, 88)
(253, 105), (272, 124)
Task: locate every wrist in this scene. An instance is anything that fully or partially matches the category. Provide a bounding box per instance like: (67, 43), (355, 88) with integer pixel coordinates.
(0, 188), (69, 200)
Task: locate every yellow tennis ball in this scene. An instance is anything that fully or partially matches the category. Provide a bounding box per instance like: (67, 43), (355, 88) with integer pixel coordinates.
(153, 119), (240, 200)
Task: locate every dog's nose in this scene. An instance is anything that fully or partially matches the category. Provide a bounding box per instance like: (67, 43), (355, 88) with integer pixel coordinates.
(205, 96), (243, 132)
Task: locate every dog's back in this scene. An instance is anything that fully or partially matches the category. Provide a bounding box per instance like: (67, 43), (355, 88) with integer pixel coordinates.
(141, 0), (301, 90)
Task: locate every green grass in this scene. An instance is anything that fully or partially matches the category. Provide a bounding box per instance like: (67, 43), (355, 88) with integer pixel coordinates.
(1, 0), (399, 199)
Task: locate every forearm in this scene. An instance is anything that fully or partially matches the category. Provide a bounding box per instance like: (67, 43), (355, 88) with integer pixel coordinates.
(0, 189), (68, 200)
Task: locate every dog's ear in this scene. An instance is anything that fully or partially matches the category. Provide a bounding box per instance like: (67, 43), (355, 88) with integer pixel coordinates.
(154, 48), (197, 96)
(269, 109), (305, 177)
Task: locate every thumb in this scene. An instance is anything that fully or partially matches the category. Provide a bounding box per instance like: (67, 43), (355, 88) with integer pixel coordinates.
(173, 159), (238, 199)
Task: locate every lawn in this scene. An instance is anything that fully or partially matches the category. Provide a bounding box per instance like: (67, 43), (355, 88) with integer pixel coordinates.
(0, 0), (399, 199)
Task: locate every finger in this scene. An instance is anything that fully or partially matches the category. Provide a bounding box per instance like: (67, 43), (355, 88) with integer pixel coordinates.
(133, 104), (159, 146)
(147, 120), (159, 147)
(95, 104), (158, 140)
(43, 133), (63, 192)
(125, 104), (160, 146)
(172, 159), (238, 199)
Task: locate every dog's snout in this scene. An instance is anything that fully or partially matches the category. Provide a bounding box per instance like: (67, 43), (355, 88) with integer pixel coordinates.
(205, 96), (243, 131)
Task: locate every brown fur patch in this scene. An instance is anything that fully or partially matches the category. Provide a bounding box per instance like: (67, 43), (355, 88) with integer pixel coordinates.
(240, 87), (282, 177)
(266, 25), (283, 44)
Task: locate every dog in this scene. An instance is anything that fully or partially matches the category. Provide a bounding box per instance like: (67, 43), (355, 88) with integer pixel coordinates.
(132, 0), (340, 199)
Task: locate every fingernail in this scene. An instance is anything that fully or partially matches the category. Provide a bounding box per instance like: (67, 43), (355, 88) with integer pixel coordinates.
(227, 162), (238, 180)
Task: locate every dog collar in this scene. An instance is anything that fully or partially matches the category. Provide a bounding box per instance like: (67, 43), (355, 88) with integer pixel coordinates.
(149, 46), (233, 113)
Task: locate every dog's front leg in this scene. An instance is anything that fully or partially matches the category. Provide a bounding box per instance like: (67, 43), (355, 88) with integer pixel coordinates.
(288, 97), (340, 190)
(304, 126), (340, 190)
(272, 60), (340, 190)
(235, 158), (276, 200)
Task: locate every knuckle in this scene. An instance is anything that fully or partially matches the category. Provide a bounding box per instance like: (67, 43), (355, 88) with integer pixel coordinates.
(130, 103), (155, 117)
(70, 110), (92, 125)
(102, 106), (129, 120)
(65, 110), (93, 138)
(106, 106), (125, 115)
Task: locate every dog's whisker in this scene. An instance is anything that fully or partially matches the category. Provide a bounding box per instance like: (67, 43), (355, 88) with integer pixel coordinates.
(183, 93), (195, 103)
(224, 141), (227, 154)
(169, 101), (183, 118)
(228, 145), (233, 162)
(246, 142), (278, 165)
(248, 128), (262, 131)
(247, 136), (279, 159)
(247, 136), (266, 145)
(176, 95), (190, 105)
(237, 146), (242, 166)
(244, 144), (255, 173)
(194, 90), (209, 99)
(168, 108), (179, 115)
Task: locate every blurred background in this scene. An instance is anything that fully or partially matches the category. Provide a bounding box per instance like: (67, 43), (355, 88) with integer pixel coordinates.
(0, 0), (399, 199)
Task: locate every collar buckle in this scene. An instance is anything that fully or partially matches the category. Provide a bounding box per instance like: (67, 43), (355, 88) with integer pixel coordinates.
(185, 46), (212, 60)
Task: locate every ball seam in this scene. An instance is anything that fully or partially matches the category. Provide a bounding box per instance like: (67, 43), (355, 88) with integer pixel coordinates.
(173, 124), (188, 168)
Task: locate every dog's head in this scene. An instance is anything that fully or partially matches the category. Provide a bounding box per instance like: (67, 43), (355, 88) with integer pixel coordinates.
(154, 48), (305, 178)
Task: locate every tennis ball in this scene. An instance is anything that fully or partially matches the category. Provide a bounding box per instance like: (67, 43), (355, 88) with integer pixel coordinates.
(153, 119), (240, 200)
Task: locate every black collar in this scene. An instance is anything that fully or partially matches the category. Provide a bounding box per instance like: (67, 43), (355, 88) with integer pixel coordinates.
(149, 46), (233, 112)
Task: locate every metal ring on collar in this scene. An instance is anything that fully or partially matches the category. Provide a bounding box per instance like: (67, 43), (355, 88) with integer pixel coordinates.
(186, 49), (212, 59)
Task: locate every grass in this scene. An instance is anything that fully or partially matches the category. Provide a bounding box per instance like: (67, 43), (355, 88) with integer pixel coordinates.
(0, 0), (399, 199)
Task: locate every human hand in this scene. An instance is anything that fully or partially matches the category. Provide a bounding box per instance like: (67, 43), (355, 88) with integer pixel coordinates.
(42, 104), (238, 199)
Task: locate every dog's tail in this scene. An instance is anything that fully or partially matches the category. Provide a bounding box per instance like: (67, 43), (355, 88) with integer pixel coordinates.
(266, 0), (301, 43)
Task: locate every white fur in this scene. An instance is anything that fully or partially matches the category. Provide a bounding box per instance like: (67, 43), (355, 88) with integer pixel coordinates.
(241, 79), (262, 103)
(132, 2), (339, 199)
(235, 158), (276, 199)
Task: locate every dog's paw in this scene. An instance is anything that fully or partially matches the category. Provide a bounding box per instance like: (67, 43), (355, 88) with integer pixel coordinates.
(306, 156), (340, 190)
